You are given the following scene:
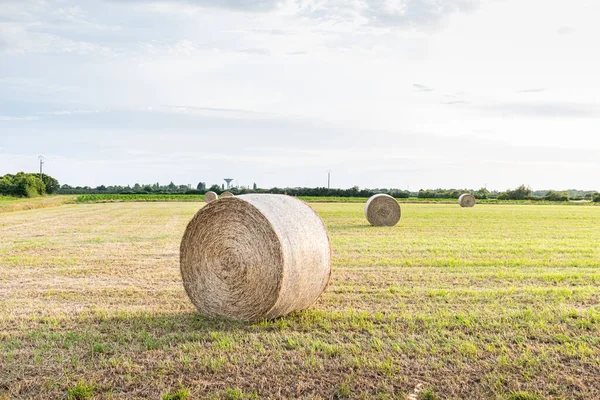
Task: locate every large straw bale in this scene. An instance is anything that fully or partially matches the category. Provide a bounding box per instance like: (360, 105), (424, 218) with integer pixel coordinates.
(180, 194), (332, 321)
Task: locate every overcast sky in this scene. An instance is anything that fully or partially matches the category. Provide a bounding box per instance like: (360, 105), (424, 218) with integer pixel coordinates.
(1, 0), (598, 190)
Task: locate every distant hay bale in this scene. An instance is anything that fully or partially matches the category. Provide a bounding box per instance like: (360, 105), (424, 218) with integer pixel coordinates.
(221, 191), (234, 198)
(204, 191), (218, 203)
(364, 194), (401, 226)
(458, 193), (476, 208)
(180, 194), (332, 321)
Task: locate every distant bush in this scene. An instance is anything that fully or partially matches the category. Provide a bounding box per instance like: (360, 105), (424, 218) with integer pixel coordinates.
(41, 174), (60, 194)
(497, 184), (532, 200)
(417, 188), (489, 199)
(418, 189), (463, 199)
(258, 186), (410, 199)
(0, 172), (56, 198)
(593, 193), (600, 203)
(544, 190), (569, 202)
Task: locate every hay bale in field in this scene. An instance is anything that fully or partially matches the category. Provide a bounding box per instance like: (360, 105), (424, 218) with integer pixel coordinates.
(364, 194), (401, 226)
(221, 191), (234, 198)
(204, 191), (218, 203)
(458, 193), (476, 208)
(180, 194), (332, 321)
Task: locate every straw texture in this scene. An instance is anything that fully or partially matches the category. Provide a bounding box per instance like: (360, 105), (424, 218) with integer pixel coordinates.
(221, 191), (234, 198)
(364, 194), (401, 226)
(204, 191), (218, 203)
(458, 193), (476, 208)
(180, 194), (332, 321)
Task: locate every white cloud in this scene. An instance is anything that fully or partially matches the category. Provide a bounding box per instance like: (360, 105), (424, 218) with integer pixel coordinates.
(0, 116), (39, 121)
(557, 26), (575, 35)
(35, 110), (104, 116)
(0, 22), (116, 55)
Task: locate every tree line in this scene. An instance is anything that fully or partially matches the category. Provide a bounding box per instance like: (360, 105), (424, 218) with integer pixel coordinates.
(59, 182), (194, 195)
(2, 173), (598, 202)
(57, 182), (600, 202)
(417, 185), (600, 202)
(59, 183), (413, 198)
(0, 173), (60, 197)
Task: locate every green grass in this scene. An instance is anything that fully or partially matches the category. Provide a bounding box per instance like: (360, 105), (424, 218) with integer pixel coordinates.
(0, 202), (599, 398)
(162, 387), (191, 400)
(66, 381), (95, 400)
(0, 195), (74, 213)
(297, 196), (370, 202)
(76, 194), (205, 203)
(77, 194), (365, 203)
(75, 193), (597, 205)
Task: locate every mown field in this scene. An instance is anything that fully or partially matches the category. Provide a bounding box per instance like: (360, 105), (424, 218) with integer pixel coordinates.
(1, 202), (599, 399)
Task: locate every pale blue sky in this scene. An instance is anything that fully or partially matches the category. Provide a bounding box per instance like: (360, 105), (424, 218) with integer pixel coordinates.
(1, 0), (598, 190)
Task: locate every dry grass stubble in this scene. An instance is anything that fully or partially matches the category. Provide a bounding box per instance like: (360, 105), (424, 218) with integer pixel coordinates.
(0, 202), (599, 398)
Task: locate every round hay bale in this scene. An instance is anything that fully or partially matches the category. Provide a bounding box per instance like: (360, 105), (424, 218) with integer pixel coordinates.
(364, 194), (401, 226)
(204, 191), (218, 203)
(180, 194), (332, 321)
(458, 193), (476, 208)
(221, 191), (234, 198)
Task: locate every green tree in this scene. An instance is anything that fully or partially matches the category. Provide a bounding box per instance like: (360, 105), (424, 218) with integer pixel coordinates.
(13, 173), (45, 197)
(0, 175), (16, 196)
(475, 187), (490, 199)
(0, 172), (61, 197)
(498, 184), (532, 200)
(209, 184), (221, 194)
(544, 190), (569, 202)
(40, 174), (60, 194)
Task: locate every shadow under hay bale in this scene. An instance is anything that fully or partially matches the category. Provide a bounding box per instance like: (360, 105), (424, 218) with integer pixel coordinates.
(458, 193), (476, 208)
(180, 194), (332, 322)
(204, 191), (218, 203)
(364, 194), (401, 226)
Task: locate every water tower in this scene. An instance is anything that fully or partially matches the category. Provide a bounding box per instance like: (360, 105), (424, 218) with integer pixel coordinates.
(224, 178), (234, 189)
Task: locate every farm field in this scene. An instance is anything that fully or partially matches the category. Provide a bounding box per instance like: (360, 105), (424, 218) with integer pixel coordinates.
(74, 193), (595, 205)
(75, 194), (207, 203)
(0, 196), (74, 214)
(1, 202), (599, 399)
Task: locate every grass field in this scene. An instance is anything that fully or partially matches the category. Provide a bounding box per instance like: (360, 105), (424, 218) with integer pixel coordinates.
(75, 194), (206, 203)
(0, 196), (74, 213)
(1, 202), (599, 399)
(74, 193), (596, 205)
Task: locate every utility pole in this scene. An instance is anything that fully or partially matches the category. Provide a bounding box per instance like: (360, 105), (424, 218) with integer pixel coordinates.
(38, 155), (45, 180)
(327, 171), (331, 189)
